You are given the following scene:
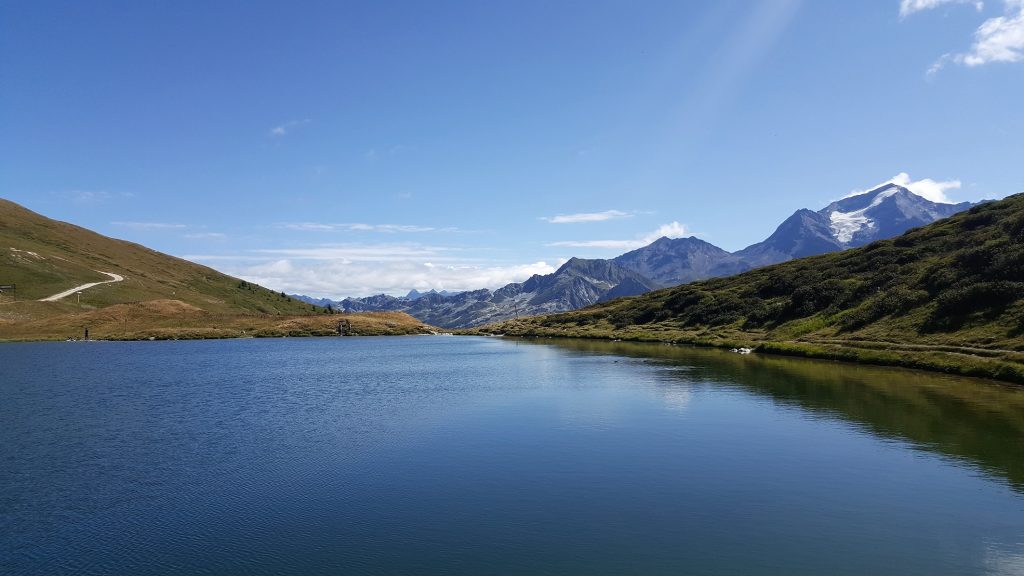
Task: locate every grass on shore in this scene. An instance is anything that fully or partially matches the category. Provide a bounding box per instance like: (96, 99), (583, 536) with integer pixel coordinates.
(460, 320), (1024, 385)
(0, 299), (436, 341)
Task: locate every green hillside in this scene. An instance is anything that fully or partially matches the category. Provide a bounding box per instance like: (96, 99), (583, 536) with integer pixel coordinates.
(0, 198), (318, 316)
(472, 193), (1024, 383)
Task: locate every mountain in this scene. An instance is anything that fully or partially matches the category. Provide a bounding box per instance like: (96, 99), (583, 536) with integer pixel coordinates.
(406, 289), (461, 299)
(327, 257), (658, 329)
(292, 294), (337, 308)
(733, 209), (842, 267)
(0, 198), (316, 315)
(736, 184), (975, 267)
(476, 193), (1024, 383)
(296, 184), (979, 329)
(823, 184), (974, 247)
(613, 236), (749, 287)
(293, 289), (464, 310)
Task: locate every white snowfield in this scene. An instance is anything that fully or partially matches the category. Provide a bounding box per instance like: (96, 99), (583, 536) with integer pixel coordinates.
(828, 185), (899, 243)
(39, 271), (124, 302)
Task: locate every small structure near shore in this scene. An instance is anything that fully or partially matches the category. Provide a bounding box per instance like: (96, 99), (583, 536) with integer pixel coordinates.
(337, 319), (352, 336)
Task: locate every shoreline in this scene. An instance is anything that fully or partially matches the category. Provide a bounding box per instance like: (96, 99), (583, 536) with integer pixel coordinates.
(461, 328), (1024, 386)
(4, 320), (1022, 385)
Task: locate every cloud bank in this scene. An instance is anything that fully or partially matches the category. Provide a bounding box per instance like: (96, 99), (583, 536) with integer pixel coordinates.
(185, 243), (560, 298)
(214, 254), (558, 298)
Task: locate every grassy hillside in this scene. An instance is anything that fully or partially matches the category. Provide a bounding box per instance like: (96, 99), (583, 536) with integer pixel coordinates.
(470, 193), (1024, 383)
(0, 198), (317, 316)
(0, 301), (434, 341)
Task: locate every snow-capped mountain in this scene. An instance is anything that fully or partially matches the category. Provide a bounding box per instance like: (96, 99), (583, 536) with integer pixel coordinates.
(735, 184), (975, 267)
(822, 184), (973, 247)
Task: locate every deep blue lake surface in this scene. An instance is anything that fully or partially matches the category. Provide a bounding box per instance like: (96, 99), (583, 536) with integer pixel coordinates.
(2, 336), (1024, 575)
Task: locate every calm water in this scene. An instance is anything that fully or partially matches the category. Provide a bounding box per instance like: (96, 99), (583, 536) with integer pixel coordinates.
(2, 336), (1024, 575)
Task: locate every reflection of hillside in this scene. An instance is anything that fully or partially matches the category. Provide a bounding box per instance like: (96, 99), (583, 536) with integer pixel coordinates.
(522, 338), (1024, 490)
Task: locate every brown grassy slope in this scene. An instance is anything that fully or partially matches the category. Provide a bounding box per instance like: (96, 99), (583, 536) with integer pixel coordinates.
(0, 198), (316, 315)
(0, 300), (434, 341)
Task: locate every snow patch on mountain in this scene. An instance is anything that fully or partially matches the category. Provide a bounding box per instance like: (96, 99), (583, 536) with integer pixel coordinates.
(829, 211), (872, 243)
(828, 185), (899, 243)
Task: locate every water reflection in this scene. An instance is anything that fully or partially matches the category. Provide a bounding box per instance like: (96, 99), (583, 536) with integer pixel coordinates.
(521, 338), (1024, 491)
(985, 544), (1024, 576)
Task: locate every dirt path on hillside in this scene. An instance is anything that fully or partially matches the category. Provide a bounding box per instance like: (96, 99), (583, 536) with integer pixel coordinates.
(38, 272), (124, 302)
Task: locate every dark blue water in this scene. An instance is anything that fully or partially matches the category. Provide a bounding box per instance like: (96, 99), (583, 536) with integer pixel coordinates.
(2, 336), (1023, 575)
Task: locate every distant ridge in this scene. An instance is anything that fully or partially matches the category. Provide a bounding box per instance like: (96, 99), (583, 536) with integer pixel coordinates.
(297, 258), (657, 329)
(613, 236), (749, 287)
(473, 193), (1024, 384)
(301, 184), (979, 328)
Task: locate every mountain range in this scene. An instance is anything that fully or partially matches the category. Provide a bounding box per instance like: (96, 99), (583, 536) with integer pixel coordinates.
(474, 192), (1024, 383)
(298, 183), (980, 328)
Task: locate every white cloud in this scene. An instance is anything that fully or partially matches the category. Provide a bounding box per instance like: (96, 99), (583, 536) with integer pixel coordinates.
(900, 0), (983, 18)
(845, 172), (962, 203)
(269, 119), (311, 137)
(547, 239), (648, 250)
(279, 222), (447, 233)
(280, 222), (337, 231)
(912, 0), (1024, 73)
(183, 232), (226, 239)
(212, 254), (558, 297)
(112, 221), (188, 230)
(540, 210), (631, 224)
(547, 221), (692, 250)
(64, 190), (134, 204)
(253, 244), (450, 262)
(70, 190), (112, 204)
(955, 4), (1024, 64)
(890, 173), (962, 203)
(641, 222), (690, 243)
(347, 223), (439, 233)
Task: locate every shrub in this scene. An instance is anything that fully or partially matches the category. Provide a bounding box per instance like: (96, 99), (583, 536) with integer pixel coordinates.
(743, 300), (787, 328)
(784, 279), (853, 319)
(756, 274), (797, 298)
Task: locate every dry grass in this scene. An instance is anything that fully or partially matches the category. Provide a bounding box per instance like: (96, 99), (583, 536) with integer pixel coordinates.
(0, 198), (320, 315)
(0, 300), (435, 341)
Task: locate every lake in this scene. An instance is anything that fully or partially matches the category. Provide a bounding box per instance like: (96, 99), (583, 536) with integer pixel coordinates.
(2, 336), (1023, 575)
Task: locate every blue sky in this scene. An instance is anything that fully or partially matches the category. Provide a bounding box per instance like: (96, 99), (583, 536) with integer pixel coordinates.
(2, 0), (1022, 297)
